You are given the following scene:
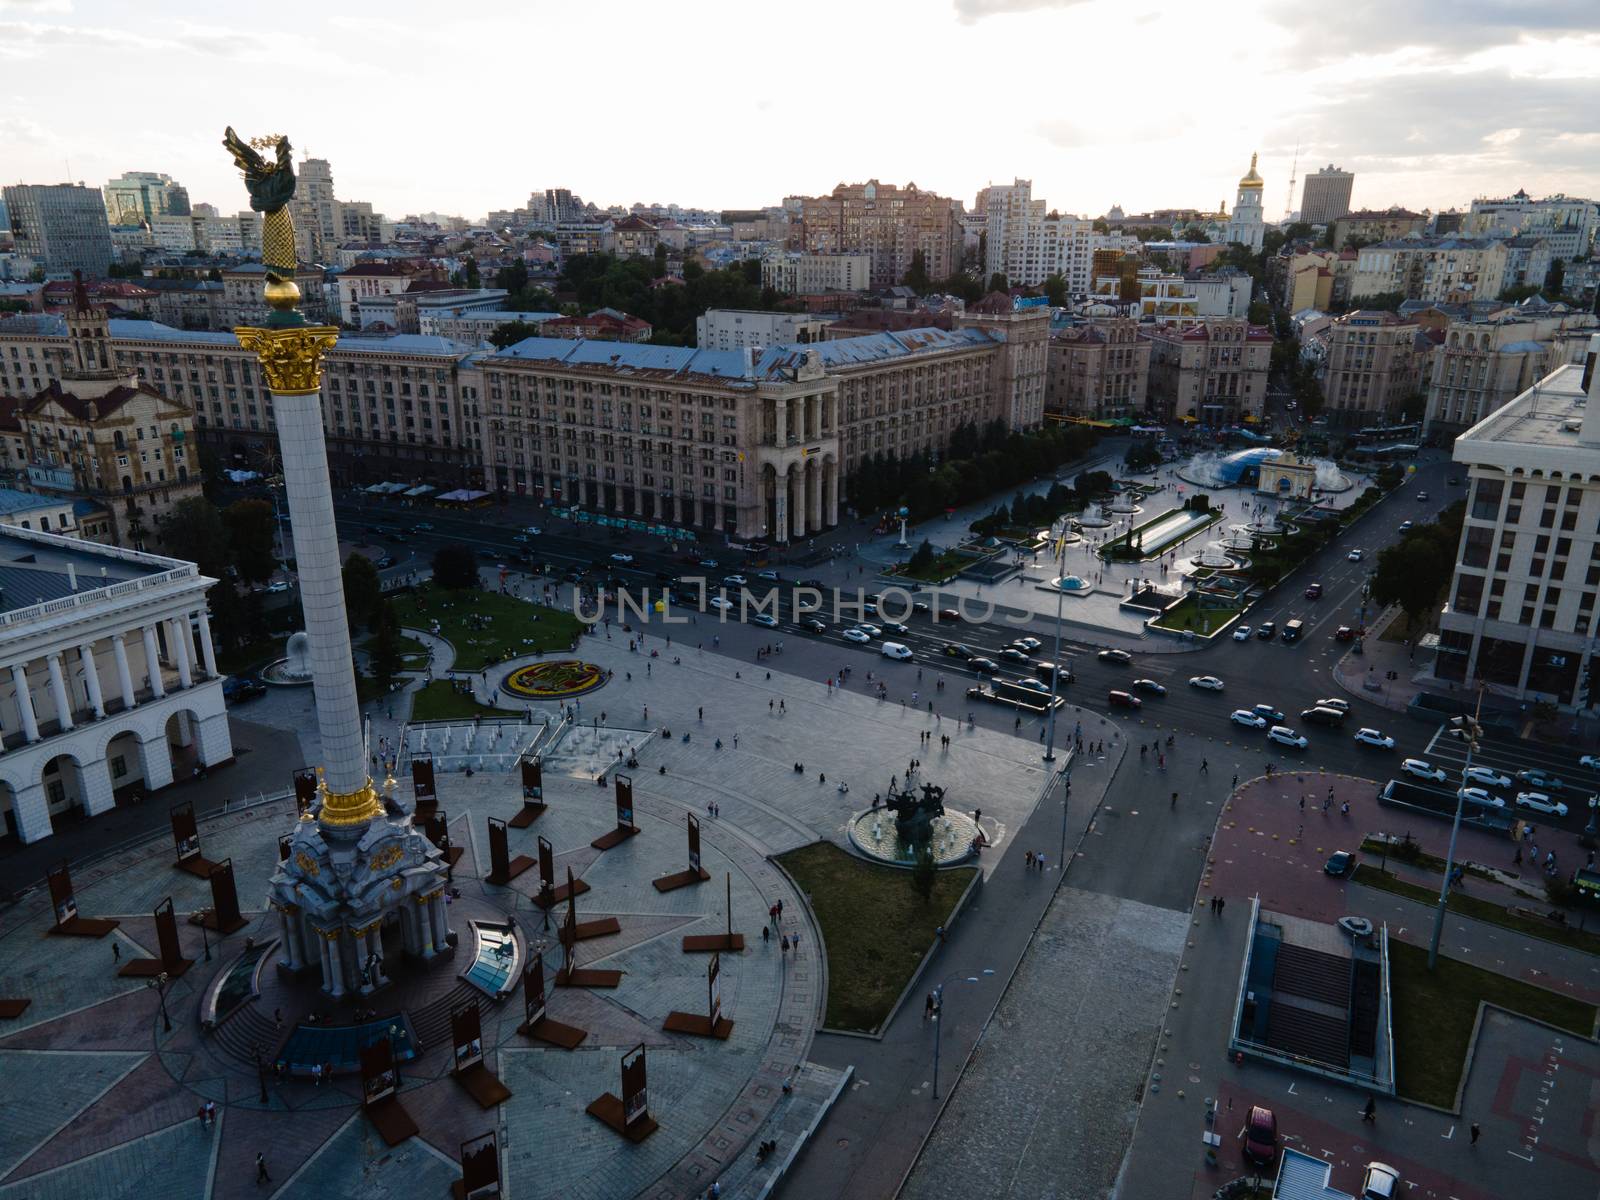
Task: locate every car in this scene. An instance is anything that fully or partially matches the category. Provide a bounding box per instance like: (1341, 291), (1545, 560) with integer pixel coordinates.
(1324, 851), (1355, 877)
(1188, 675), (1225, 691)
(1132, 678), (1167, 696)
(841, 628), (871, 643)
(1314, 697), (1349, 713)
(1516, 768), (1566, 793)
(1416, 491), (1428, 501)
(1000, 648), (1031, 663)
(1360, 1161), (1403, 1199)
(1339, 915), (1375, 940)
(266, 581), (290, 593)
(1516, 791), (1569, 817)
(854, 623), (882, 637)
(722, 574), (748, 586)
(709, 596), (734, 611)
(880, 642), (914, 661)
(364, 523), (385, 535)
(1353, 728), (1394, 749)
(223, 675), (267, 702)
(1232, 625), (1252, 641)
(1347, 549), (1363, 561)
(881, 621), (910, 635)
(1010, 636), (1043, 652)
(1582, 754), (1600, 770)
(1231, 710), (1268, 729)
(1267, 726), (1308, 749)
(795, 577), (824, 590)
(1035, 661), (1074, 685)
(1252, 703), (1284, 722)
(697, 557), (720, 569)
(1399, 520), (1413, 531)
(1402, 758), (1446, 783)
(969, 657), (1000, 674)
(1457, 786), (1506, 809)
(1256, 622), (1276, 640)
(862, 602), (879, 617)
(800, 618), (827, 634)
(1302, 705), (1347, 726)
(477, 547), (498, 560)
(1462, 765), (1510, 788)
(756, 569), (781, 581)
(512, 533), (531, 543)
(1447, 476), (1460, 486)
(911, 600), (932, 614)
(751, 613), (780, 628)
(1098, 649), (1132, 664)
(388, 531), (408, 544)
(522, 526), (542, 535)
(938, 608), (962, 621)
(1013, 677), (1051, 694)
(610, 552), (635, 564)
(1304, 582), (1323, 599)
(376, 555), (396, 569)
(1108, 689), (1143, 709)
(412, 522), (434, 531)
(943, 643), (976, 660)
(1335, 625), (1355, 641)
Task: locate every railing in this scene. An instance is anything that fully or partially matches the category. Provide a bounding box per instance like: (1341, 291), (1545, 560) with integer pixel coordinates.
(0, 565), (201, 631)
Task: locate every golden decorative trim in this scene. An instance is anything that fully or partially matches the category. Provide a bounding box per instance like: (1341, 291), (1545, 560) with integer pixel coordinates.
(316, 775), (381, 827)
(369, 843), (404, 873)
(294, 851), (320, 877)
(233, 325), (340, 396)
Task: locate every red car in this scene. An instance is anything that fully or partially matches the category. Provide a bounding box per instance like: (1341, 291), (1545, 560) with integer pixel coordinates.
(937, 608), (962, 621)
(1242, 1105), (1279, 1166)
(1107, 690), (1143, 710)
(1304, 582), (1323, 599)
(1335, 626), (1355, 642)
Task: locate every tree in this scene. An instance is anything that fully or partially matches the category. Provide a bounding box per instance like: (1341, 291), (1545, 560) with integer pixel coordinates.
(343, 552), (383, 631)
(224, 499), (277, 584)
(1181, 225), (1210, 243)
(1042, 273), (1067, 307)
(1544, 258), (1566, 298)
(489, 319), (546, 349)
(432, 544), (479, 591)
(368, 600), (404, 693)
(463, 256), (481, 289)
(496, 258), (530, 295)
(160, 497), (232, 578)
(911, 844), (937, 904)
(987, 272), (1010, 295)
(1371, 503), (1464, 627)
(653, 242), (668, 278)
(909, 539), (935, 572)
(1125, 442), (1161, 472)
(904, 250), (931, 293)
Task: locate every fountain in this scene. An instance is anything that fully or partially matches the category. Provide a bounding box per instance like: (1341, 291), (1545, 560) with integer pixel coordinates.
(1075, 502), (1112, 529)
(262, 630), (314, 686)
(1178, 447), (1353, 493)
(1048, 574), (1094, 595)
(847, 782), (981, 866)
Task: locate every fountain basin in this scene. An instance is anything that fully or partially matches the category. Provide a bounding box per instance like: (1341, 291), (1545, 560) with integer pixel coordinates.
(847, 809), (980, 866)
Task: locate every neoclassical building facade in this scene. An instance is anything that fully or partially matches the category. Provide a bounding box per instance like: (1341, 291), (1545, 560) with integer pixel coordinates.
(0, 525), (231, 843)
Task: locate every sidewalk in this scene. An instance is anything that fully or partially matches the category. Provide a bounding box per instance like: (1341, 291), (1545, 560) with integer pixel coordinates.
(1332, 603), (1431, 713)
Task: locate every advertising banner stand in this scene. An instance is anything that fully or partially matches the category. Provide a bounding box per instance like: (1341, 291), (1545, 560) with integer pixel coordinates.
(360, 1039), (418, 1145)
(652, 812), (710, 893)
(45, 861), (118, 937)
(516, 957), (586, 1049)
(586, 1044), (659, 1143)
(532, 836), (588, 909)
(411, 754), (437, 822)
(169, 800), (215, 877)
(662, 951), (734, 1039)
(508, 756), (546, 828)
(424, 810), (463, 866)
(564, 866), (620, 942)
(590, 773), (640, 851)
(450, 1003), (511, 1108)
(201, 857), (248, 934)
(451, 1131), (502, 1200)
(682, 873), (746, 953)
(118, 896), (193, 978)
(483, 816), (533, 885)
(554, 883), (623, 990)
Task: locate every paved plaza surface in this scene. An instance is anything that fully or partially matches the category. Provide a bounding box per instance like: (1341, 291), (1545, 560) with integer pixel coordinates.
(0, 634), (1062, 1199)
(1115, 773), (1600, 1200)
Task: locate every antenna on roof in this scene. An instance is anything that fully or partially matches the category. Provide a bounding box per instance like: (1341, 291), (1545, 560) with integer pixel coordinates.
(1284, 141), (1299, 222)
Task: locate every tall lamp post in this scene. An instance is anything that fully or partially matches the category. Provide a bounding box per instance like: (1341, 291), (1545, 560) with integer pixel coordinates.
(931, 967), (995, 1100)
(147, 971), (173, 1033)
(1043, 528), (1069, 763)
(1429, 688), (1484, 970)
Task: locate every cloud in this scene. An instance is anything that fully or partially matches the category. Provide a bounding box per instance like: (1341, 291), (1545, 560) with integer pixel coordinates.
(0, 0), (71, 12)
(1269, 0), (1596, 59)
(952, 0), (1087, 23)
(0, 20), (172, 55)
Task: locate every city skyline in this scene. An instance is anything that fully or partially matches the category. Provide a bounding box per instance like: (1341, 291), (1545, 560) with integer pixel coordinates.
(3, 0), (1597, 221)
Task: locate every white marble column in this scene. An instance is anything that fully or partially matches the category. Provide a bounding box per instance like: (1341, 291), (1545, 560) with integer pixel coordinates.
(807, 461), (822, 531)
(9, 780), (52, 843)
(111, 635), (135, 710)
(12, 663), (40, 742)
(827, 461), (840, 527)
(79, 644), (105, 719)
(317, 932), (333, 988)
(196, 612), (218, 678)
(398, 903), (418, 956)
(774, 397), (788, 445)
(773, 476), (788, 545)
(141, 625), (165, 699)
(327, 931), (347, 997)
(417, 897), (436, 958)
(429, 895), (449, 950)
(79, 757), (116, 816)
(272, 388), (367, 795)
(169, 618), (192, 689)
(790, 472), (805, 539)
(45, 654), (73, 732)
(279, 908), (302, 970)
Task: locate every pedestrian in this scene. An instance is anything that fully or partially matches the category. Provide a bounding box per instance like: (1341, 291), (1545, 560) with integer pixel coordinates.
(256, 1153), (272, 1184)
(1025, 850), (1034, 870)
(312, 1062), (323, 1088)
(1470, 1121), (1480, 1146)
(1231, 774), (1238, 789)
(1216, 897), (1225, 916)
(781, 934), (790, 954)
(1361, 1095), (1376, 1123)
(197, 1104), (207, 1131)
(763, 925), (770, 946)
(1299, 794), (1305, 811)
(698, 706), (704, 721)
(1037, 852), (1046, 871)
(924, 991), (935, 1019)
(112, 941), (121, 963)
(206, 1100), (217, 1127)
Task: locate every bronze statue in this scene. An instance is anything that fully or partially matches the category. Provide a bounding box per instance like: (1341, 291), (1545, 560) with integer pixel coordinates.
(882, 781), (947, 850)
(221, 127), (301, 321)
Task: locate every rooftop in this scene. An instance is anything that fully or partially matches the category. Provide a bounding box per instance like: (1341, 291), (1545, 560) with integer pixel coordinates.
(0, 525), (176, 618)
(0, 486), (64, 516)
(1457, 362), (1591, 453)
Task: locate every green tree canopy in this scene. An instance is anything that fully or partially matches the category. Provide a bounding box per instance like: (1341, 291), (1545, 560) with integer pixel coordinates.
(1042, 273), (1067, 307)
(431, 544), (479, 591)
(987, 272), (1010, 294)
(224, 498), (277, 584)
(1371, 501), (1465, 627)
(368, 599), (404, 692)
(160, 497), (231, 579)
(342, 552), (383, 632)
(904, 250), (931, 293)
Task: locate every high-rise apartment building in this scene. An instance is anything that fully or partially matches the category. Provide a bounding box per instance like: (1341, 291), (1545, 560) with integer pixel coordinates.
(103, 171), (191, 224)
(3, 184), (114, 277)
(1320, 310), (1425, 425)
(796, 181), (963, 290)
(980, 179), (1137, 293)
(1299, 165), (1354, 226)
(1467, 190), (1599, 261)
(1141, 318), (1272, 424)
(291, 157), (339, 264)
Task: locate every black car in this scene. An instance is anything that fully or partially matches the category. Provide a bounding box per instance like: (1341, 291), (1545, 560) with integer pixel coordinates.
(800, 617), (827, 634)
(1256, 622), (1276, 640)
(943, 643), (977, 660)
(999, 648), (1030, 663)
(1324, 851), (1354, 877)
(1516, 768), (1566, 793)
(223, 675), (267, 702)
(376, 555), (396, 569)
(796, 578), (826, 590)
(969, 656), (1000, 674)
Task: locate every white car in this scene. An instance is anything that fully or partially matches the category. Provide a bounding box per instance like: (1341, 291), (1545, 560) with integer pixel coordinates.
(1267, 726), (1308, 749)
(841, 628), (871, 644)
(1353, 728), (1395, 749)
(1581, 754), (1600, 770)
(1012, 636), (1043, 652)
(266, 581), (290, 593)
(610, 553), (635, 563)
(522, 526), (542, 535)
(1399, 520), (1413, 531)
(751, 613), (779, 628)
(854, 623), (882, 637)
(1462, 765), (1511, 789)
(1232, 625), (1252, 641)
(708, 596), (733, 610)
(1231, 709), (1268, 729)
(722, 574), (748, 586)
(1189, 675), (1225, 691)
(1401, 758), (1446, 783)
(1516, 791), (1569, 817)
(1347, 549), (1363, 562)
(1457, 786), (1506, 809)
(512, 533), (530, 543)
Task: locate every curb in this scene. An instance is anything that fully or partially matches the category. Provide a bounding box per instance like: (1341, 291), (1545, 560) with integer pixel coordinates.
(756, 1064), (855, 1200)
(767, 853), (830, 1031)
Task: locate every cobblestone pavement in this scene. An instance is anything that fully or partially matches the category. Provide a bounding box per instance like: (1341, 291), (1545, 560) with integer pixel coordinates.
(0, 635), (1057, 1199)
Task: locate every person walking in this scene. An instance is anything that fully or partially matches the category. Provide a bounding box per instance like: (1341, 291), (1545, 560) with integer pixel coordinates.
(256, 1153), (272, 1184)
(1200, 759), (1208, 773)
(924, 992), (935, 1020)
(1470, 1122), (1480, 1146)
(112, 942), (121, 964)
(1361, 1095), (1376, 1123)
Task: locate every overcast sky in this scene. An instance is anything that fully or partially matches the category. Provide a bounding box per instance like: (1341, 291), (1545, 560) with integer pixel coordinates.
(4, 0), (1596, 221)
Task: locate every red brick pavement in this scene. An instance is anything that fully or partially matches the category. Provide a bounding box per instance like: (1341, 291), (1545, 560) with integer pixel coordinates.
(0, 989), (162, 1051)
(212, 1101), (354, 1200)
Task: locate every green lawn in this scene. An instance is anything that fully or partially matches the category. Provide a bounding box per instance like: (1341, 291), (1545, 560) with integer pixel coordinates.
(1387, 938), (1595, 1108)
(777, 841), (977, 1033)
(409, 680), (506, 722)
(1150, 592), (1247, 636)
(390, 588), (584, 673)
(1353, 864), (1600, 955)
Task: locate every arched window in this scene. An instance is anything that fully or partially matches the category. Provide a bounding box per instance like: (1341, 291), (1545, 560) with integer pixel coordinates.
(113, 430), (125, 450)
(121, 475), (133, 493)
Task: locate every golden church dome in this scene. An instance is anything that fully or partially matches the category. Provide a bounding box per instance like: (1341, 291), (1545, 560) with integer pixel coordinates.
(1238, 152), (1263, 189)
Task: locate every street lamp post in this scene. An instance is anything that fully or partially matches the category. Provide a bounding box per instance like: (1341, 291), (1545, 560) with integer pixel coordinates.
(931, 968), (994, 1100)
(201, 916), (211, 963)
(1043, 530), (1068, 763)
(148, 971), (173, 1033)
(1429, 690), (1485, 969)
(389, 1023), (402, 1089)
